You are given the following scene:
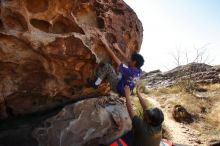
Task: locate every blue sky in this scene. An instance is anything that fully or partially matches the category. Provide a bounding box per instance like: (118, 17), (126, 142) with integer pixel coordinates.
(124, 0), (220, 71)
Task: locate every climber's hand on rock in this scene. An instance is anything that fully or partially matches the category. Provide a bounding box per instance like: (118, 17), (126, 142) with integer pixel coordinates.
(113, 43), (120, 49)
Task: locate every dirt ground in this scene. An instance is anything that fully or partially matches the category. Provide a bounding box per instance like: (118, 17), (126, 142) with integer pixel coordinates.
(137, 83), (220, 146)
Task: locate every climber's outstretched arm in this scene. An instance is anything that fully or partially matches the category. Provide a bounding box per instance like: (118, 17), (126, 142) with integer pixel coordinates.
(136, 86), (148, 111)
(124, 85), (136, 119)
(105, 44), (122, 67)
(113, 43), (129, 63)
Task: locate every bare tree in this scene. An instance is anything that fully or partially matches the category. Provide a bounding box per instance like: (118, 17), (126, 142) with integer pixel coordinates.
(185, 49), (189, 64)
(172, 44), (214, 67)
(171, 49), (181, 66)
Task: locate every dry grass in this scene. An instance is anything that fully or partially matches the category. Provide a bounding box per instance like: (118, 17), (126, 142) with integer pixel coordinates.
(146, 83), (220, 142)
(205, 83), (220, 131)
(205, 98), (220, 132)
(206, 83), (220, 91)
(147, 81), (196, 96)
(183, 86), (220, 141)
(148, 87), (179, 96)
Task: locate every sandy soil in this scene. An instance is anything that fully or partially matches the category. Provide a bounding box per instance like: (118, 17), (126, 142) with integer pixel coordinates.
(147, 96), (206, 146)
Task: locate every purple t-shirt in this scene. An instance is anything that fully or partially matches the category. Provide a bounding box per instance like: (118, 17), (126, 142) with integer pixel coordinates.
(116, 64), (141, 96)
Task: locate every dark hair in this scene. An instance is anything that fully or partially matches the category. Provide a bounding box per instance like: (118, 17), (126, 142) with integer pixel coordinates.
(144, 108), (164, 127)
(131, 53), (144, 69)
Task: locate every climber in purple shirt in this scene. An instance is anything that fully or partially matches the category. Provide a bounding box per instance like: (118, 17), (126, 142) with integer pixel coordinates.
(88, 43), (144, 97)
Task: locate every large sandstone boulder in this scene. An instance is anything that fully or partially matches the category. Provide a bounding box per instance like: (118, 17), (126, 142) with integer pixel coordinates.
(0, 96), (131, 146)
(33, 96), (131, 146)
(0, 0), (143, 119)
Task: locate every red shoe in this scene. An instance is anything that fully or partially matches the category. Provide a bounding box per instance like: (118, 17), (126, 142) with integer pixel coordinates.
(160, 139), (173, 146)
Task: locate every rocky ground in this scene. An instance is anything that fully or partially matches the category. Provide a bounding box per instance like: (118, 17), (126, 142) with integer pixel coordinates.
(139, 63), (220, 146)
(146, 95), (205, 146)
(141, 63), (220, 89)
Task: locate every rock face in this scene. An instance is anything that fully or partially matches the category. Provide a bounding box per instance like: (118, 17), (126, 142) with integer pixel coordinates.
(0, 0), (143, 119)
(33, 96), (132, 146)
